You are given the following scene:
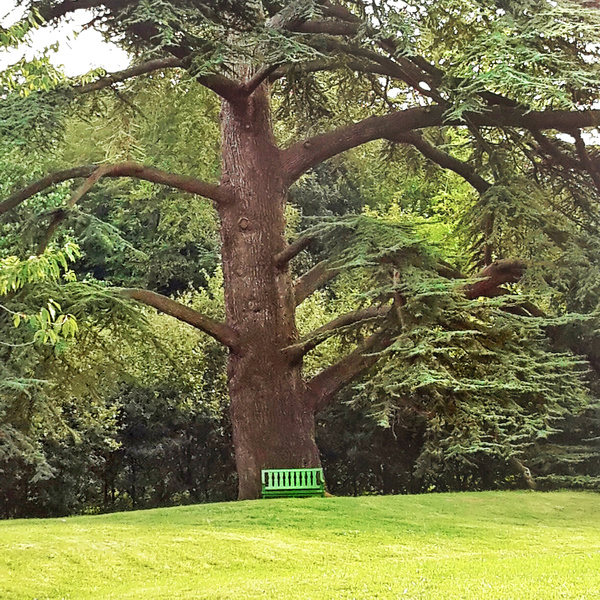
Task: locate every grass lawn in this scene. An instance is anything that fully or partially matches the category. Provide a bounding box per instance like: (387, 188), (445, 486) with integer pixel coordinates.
(1, 491), (599, 599)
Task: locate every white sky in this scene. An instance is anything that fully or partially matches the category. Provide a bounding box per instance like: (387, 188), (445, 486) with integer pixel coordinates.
(0, 3), (129, 75)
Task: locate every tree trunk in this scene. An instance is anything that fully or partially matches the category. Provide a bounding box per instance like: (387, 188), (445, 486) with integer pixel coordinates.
(219, 87), (321, 500)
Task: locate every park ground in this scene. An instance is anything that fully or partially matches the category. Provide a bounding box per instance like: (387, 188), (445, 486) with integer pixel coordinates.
(1, 490), (599, 599)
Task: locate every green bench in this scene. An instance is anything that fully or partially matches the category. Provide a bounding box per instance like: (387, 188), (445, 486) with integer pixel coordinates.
(261, 468), (325, 498)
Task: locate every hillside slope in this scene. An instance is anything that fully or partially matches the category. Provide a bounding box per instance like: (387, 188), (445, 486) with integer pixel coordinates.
(1, 491), (600, 599)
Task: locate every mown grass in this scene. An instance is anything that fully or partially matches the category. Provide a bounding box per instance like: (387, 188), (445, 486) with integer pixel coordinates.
(1, 491), (600, 599)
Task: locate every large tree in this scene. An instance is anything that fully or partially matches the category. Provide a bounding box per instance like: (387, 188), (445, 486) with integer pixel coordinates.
(2, 0), (600, 499)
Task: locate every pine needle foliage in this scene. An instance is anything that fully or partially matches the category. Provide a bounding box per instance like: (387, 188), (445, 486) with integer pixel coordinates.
(426, 0), (600, 116)
(305, 213), (592, 485)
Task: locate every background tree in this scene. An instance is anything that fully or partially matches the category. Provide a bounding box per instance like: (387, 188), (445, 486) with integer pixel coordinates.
(2, 0), (600, 500)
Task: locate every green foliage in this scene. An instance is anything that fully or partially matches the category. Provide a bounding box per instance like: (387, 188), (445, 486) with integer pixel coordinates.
(0, 242), (79, 293)
(304, 214), (434, 271)
(0, 7), (42, 48)
(0, 260), (232, 517)
(424, 0), (600, 116)
(0, 242), (87, 494)
(291, 161), (367, 218)
(0, 66), (229, 516)
(528, 399), (600, 491)
(0, 55), (65, 96)
(0, 16), (69, 146)
(57, 75), (222, 292)
(0, 88), (69, 147)
(0, 243), (80, 344)
(302, 211), (593, 487)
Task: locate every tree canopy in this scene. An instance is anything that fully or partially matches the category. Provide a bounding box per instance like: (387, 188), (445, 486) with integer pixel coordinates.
(1, 0), (600, 502)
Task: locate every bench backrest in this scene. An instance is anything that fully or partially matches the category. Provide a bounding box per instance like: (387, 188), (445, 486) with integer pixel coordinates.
(261, 468), (325, 497)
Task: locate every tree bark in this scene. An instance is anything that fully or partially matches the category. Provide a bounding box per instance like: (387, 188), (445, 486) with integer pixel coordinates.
(0, 162), (229, 217)
(218, 86), (321, 500)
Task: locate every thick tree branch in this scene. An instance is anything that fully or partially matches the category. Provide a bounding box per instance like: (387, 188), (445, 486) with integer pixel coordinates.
(294, 261), (340, 306)
(120, 288), (239, 351)
(464, 259), (527, 300)
(572, 129), (600, 193)
(242, 64), (281, 96)
(274, 235), (313, 268)
(434, 259), (528, 299)
(318, 1), (362, 24)
(192, 72), (246, 103)
(531, 130), (581, 171)
(0, 163), (230, 217)
(292, 20), (361, 36)
(283, 105), (445, 184)
(286, 304), (390, 362)
(33, 1), (244, 101)
(269, 57), (396, 83)
(75, 55), (242, 101)
(282, 106), (600, 185)
(34, 0), (104, 21)
(74, 57), (185, 94)
(103, 163), (230, 202)
(308, 327), (393, 414)
(392, 132), (492, 194)
(37, 165), (113, 254)
(435, 260), (464, 280)
(1, 167), (94, 216)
